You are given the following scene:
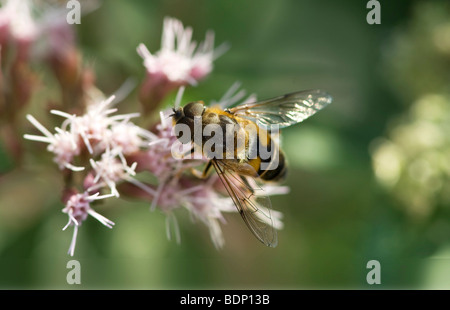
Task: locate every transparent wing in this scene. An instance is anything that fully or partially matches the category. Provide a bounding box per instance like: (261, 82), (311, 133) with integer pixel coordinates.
(229, 89), (332, 128)
(211, 159), (278, 247)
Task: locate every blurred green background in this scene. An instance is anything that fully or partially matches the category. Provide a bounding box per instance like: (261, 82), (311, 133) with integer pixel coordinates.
(2, 0), (450, 289)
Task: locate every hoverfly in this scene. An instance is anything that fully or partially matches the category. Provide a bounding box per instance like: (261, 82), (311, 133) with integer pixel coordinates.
(171, 89), (332, 247)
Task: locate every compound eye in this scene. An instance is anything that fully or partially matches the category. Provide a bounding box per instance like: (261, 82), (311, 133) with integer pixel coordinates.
(171, 108), (184, 122)
(175, 109), (183, 119)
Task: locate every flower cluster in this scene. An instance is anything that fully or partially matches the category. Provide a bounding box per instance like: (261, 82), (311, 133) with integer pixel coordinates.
(62, 190), (115, 256)
(25, 93), (158, 255)
(382, 1), (450, 102)
(372, 2), (450, 220)
(25, 94), (154, 173)
(0, 0), (96, 166)
(21, 12), (288, 255)
(371, 94), (450, 218)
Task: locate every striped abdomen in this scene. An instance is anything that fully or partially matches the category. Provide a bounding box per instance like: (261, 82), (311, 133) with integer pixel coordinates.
(257, 150), (287, 182)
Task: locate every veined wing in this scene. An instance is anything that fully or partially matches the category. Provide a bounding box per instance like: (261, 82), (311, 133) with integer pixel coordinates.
(211, 159), (278, 247)
(229, 89), (332, 128)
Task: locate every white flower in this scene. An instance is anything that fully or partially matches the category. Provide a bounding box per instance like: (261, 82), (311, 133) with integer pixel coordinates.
(0, 0), (100, 60)
(150, 171), (287, 249)
(108, 121), (156, 155)
(65, 95), (154, 154)
(53, 95), (123, 155)
(137, 17), (226, 86)
(144, 114), (184, 178)
(181, 177), (236, 248)
(24, 94), (158, 176)
(24, 114), (84, 171)
(88, 147), (138, 197)
(143, 175), (235, 248)
(183, 175), (287, 248)
(36, 3), (76, 58)
(87, 146), (156, 199)
(0, 0), (38, 43)
(62, 191), (115, 256)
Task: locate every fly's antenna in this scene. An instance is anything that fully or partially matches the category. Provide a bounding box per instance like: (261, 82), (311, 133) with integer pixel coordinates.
(174, 86), (185, 109)
(168, 108), (176, 118)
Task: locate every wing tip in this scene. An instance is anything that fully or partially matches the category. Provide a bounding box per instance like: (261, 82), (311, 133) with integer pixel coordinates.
(312, 89), (333, 105)
(266, 240), (278, 248)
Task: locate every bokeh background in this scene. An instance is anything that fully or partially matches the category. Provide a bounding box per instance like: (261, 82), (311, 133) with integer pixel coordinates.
(2, 0), (450, 289)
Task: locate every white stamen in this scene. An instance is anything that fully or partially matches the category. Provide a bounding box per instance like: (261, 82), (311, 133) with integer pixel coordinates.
(136, 43), (152, 59)
(165, 212), (181, 244)
(78, 129), (94, 154)
(160, 111), (167, 129)
(88, 209), (115, 229)
(148, 138), (168, 147)
(63, 162), (85, 172)
(26, 114), (53, 139)
(110, 78), (137, 106)
(50, 110), (75, 119)
(109, 113), (141, 122)
(150, 181), (166, 211)
(174, 86), (185, 109)
(23, 134), (52, 143)
(68, 225), (78, 257)
(125, 177), (157, 196)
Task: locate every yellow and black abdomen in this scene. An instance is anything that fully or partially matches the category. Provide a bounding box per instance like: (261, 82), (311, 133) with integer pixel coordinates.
(243, 122), (287, 183)
(257, 150), (287, 182)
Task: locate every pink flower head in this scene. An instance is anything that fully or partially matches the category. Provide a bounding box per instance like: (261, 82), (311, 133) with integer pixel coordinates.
(38, 5), (76, 60)
(88, 147), (139, 197)
(25, 95), (156, 172)
(0, 0), (39, 58)
(136, 17), (227, 113)
(24, 114), (84, 171)
(0, 1), (10, 46)
(138, 17), (217, 85)
(128, 107), (203, 178)
(62, 190), (115, 256)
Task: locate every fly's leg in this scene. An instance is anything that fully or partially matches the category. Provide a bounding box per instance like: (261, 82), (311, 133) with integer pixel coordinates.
(191, 160), (213, 179)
